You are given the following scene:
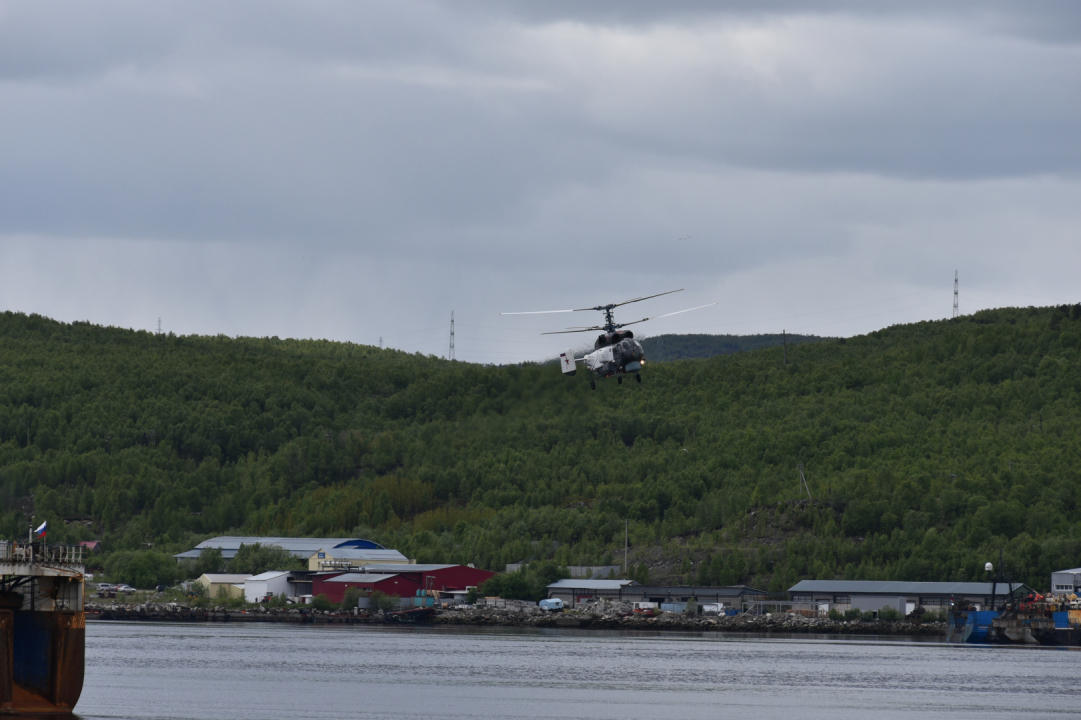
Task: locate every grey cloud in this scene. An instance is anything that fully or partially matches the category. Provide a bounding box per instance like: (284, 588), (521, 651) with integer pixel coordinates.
(0, 1), (1078, 362)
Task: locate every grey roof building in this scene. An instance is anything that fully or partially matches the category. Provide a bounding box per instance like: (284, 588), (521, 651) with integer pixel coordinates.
(1052, 568), (1081, 595)
(789, 580), (1033, 612)
(173, 536), (407, 563)
(546, 579), (637, 601)
(622, 585), (768, 604)
(545, 579), (767, 606)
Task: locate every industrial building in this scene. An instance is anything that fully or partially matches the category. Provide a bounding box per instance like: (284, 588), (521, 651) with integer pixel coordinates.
(1052, 568), (1081, 595)
(622, 585), (768, 607)
(545, 579), (637, 603)
(174, 536), (409, 566)
(544, 580), (767, 608)
(243, 570), (294, 603)
(313, 573), (420, 603)
(311, 564), (496, 604)
(788, 580), (1035, 614)
(195, 573), (249, 599)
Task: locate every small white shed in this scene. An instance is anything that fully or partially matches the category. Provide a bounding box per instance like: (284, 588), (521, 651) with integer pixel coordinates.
(244, 571), (293, 602)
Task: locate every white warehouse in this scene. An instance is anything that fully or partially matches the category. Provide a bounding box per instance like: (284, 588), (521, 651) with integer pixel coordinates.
(244, 571), (294, 603)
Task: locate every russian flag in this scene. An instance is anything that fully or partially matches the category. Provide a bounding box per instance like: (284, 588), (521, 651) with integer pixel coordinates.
(34, 520), (46, 538)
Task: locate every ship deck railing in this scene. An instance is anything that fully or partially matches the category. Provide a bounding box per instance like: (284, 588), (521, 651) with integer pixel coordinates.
(0, 541), (85, 566)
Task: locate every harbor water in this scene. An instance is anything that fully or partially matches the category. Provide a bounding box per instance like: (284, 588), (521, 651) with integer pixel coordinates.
(79, 622), (1081, 719)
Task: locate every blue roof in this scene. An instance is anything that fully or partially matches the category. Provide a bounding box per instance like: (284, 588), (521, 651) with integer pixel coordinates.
(173, 536), (388, 560)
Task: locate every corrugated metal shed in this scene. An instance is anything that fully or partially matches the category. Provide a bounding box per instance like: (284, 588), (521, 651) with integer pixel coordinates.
(174, 536), (392, 561)
(788, 580), (1027, 595)
(1052, 568), (1081, 593)
(547, 579), (636, 591)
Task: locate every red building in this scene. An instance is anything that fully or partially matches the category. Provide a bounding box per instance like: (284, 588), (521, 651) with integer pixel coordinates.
(311, 564), (495, 604)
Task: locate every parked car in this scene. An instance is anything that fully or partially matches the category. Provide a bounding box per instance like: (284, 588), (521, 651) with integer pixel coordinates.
(96, 583), (116, 592)
(115, 584), (135, 593)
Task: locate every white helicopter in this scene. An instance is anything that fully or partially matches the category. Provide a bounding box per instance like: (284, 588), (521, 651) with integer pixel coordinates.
(501, 290), (716, 389)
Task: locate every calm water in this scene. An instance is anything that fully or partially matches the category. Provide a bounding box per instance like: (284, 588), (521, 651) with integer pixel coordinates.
(78, 621), (1081, 719)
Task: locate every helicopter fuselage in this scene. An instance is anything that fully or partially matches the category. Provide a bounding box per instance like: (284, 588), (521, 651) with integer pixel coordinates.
(559, 330), (644, 386)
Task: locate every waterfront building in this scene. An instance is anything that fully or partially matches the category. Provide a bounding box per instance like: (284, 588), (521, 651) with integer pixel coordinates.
(788, 580), (1035, 614)
(1051, 567), (1081, 595)
(195, 573), (250, 599)
(545, 579), (638, 603)
(544, 580), (768, 608)
(311, 564), (496, 604)
(243, 570), (294, 603)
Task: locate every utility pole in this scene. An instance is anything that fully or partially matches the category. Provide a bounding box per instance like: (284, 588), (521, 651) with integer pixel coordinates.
(449, 311), (455, 361)
(953, 271), (959, 318)
(624, 519), (629, 573)
(797, 463), (812, 501)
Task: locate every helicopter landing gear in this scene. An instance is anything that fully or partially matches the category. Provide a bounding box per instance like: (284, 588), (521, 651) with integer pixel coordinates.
(617, 375), (623, 385)
(590, 378), (596, 390)
(635, 373), (641, 383)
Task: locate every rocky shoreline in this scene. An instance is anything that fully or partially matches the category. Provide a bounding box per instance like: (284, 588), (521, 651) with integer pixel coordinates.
(85, 601), (946, 637)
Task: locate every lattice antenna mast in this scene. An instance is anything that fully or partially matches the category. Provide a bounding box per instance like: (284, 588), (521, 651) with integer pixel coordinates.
(797, 463), (812, 501)
(953, 271), (959, 318)
(449, 311), (455, 361)
(157, 317), (162, 335)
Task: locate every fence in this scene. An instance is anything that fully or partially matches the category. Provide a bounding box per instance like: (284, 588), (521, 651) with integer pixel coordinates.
(0, 542), (85, 565)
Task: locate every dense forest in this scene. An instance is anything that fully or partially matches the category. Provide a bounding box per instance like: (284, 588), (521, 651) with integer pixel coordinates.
(1, 305), (1079, 591)
(639, 332), (824, 361)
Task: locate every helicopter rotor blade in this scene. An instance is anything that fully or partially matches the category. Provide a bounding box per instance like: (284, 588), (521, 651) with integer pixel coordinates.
(618, 302), (718, 327)
(500, 309), (575, 315)
(610, 289), (683, 309)
(541, 327), (602, 335)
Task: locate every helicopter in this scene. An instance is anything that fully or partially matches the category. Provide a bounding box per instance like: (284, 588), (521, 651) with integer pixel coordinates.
(501, 289), (716, 389)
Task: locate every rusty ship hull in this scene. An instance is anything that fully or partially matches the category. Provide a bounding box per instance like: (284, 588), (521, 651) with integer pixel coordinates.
(0, 542), (86, 714)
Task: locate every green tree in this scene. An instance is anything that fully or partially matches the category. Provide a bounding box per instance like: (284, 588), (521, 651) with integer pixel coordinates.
(226, 543), (304, 576)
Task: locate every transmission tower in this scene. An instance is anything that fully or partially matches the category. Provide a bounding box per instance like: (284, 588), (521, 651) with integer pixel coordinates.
(157, 317), (162, 335)
(797, 463), (812, 501)
(952, 271), (959, 318)
(379, 337), (382, 349)
(448, 311), (456, 360)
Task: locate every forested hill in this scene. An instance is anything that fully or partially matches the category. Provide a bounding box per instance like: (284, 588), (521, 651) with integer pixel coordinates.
(1, 305), (1080, 591)
(639, 332), (825, 361)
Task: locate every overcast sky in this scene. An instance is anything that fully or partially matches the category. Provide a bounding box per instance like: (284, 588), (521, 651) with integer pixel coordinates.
(1, 1), (1078, 363)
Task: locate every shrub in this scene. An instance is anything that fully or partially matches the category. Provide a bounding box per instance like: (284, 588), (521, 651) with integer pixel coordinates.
(340, 587), (361, 611)
(310, 594), (335, 611)
(226, 543), (305, 576)
(369, 590), (401, 612)
(879, 607), (902, 622)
